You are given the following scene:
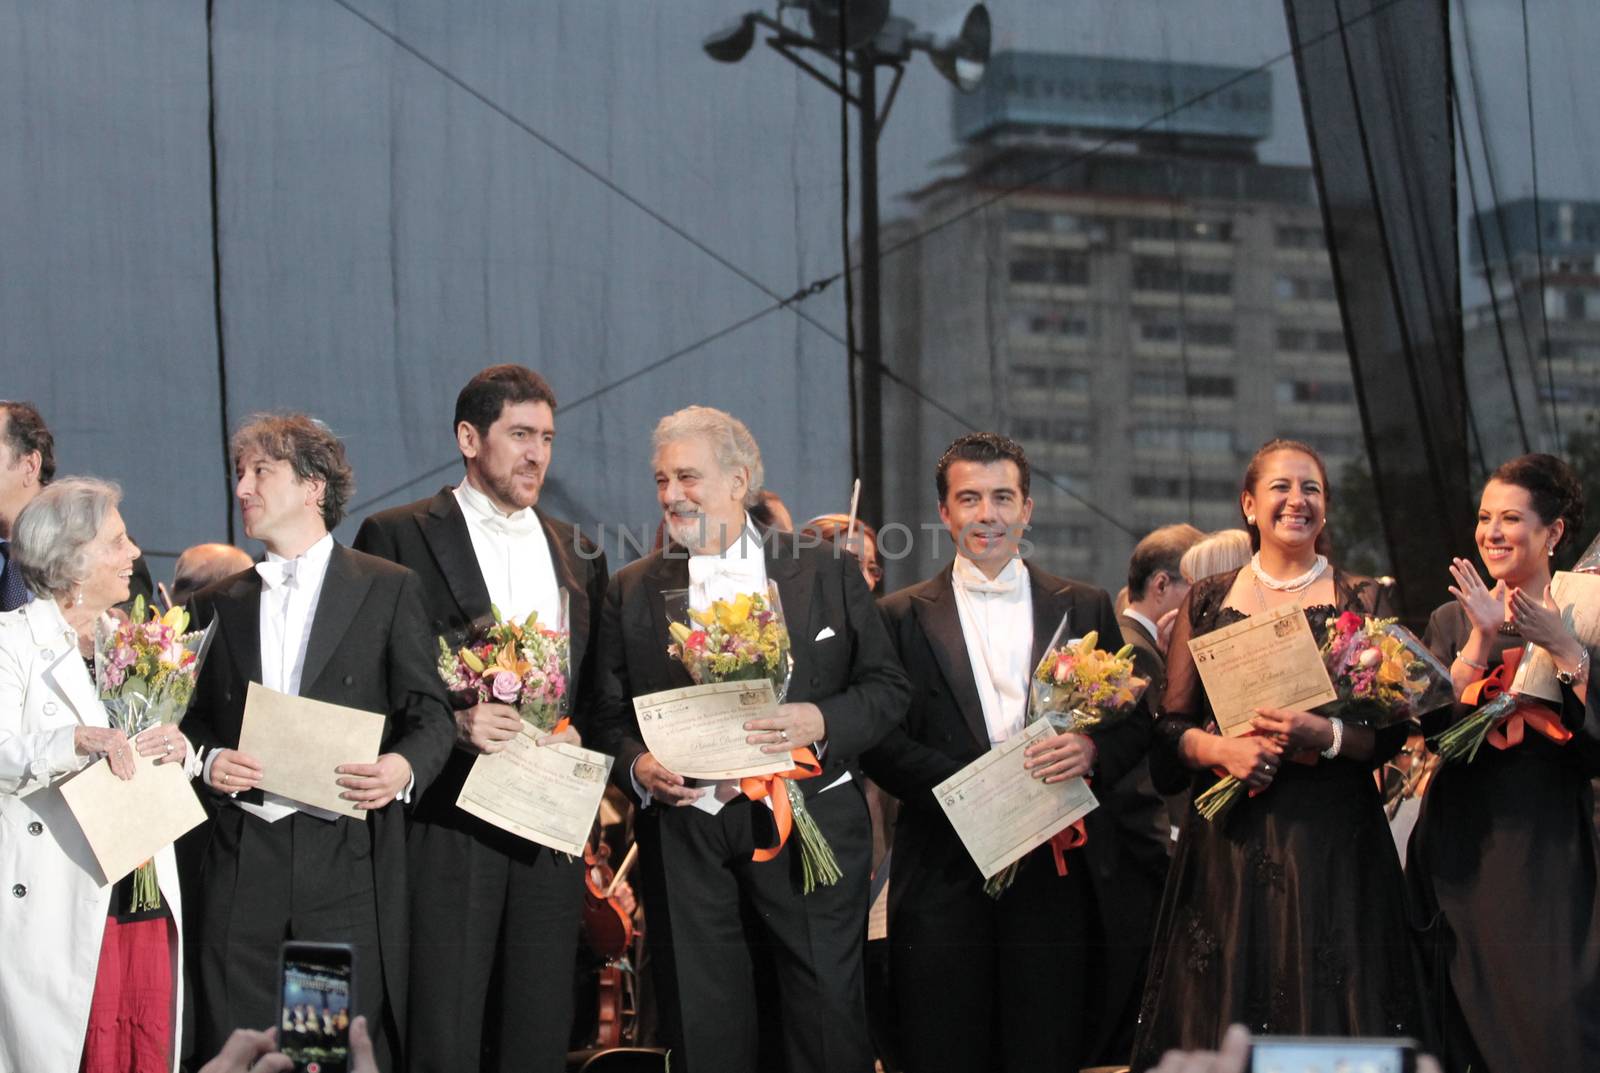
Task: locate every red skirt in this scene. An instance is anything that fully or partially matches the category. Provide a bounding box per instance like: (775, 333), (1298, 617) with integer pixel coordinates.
(79, 915), (174, 1073)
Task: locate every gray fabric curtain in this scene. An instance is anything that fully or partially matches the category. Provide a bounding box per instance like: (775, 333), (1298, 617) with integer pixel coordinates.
(1284, 0), (1474, 621)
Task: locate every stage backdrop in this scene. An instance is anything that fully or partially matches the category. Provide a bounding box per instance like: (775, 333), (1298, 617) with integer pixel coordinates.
(1, 0), (857, 574)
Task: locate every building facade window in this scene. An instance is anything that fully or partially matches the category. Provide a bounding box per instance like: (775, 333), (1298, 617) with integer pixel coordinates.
(1133, 258), (1232, 296)
(1011, 308), (1092, 339)
(1011, 249), (1091, 286)
(1276, 378), (1356, 404)
(1274, 274), (1337, 301)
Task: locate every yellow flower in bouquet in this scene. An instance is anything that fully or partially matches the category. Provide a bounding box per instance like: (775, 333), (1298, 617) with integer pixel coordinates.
(668, 592), (791, 695)
(1031, 630), (1147, 732)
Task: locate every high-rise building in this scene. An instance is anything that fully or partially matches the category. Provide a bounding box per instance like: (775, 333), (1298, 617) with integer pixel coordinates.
(878, 51), (1370, 592)
(1463, 197), (1600, 469)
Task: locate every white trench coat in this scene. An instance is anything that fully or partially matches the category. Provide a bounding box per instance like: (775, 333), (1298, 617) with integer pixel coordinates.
(0, 599), (185, 1073)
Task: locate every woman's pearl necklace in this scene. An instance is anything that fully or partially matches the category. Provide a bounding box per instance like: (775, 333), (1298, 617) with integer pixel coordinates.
(1251, 552), (1328, 593)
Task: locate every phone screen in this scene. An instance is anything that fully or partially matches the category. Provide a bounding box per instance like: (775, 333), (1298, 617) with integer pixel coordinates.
(279, 942), (354, 1073)
(1250, 1037), (1417, 1073)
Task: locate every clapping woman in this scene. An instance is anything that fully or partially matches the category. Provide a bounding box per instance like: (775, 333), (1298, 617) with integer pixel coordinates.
(1131, 440), (1420, 1069)
(0, 479), (188, 1072)
(1407, 453), (1600, 1072)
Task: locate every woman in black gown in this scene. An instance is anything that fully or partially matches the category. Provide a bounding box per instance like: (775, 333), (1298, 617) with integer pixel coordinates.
(1131, 440), (1420, 1071)
(1408, 453), (1600, 1073)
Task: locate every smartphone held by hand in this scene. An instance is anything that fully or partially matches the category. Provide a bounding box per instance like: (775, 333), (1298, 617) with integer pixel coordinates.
(278, 941), (355, 1073)
(1250, 1036), (1419, 1073)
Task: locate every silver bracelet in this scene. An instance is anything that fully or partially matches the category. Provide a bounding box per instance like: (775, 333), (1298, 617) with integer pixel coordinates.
(1456, 652), (1489, 673)
(1320, 716), (1344, 760)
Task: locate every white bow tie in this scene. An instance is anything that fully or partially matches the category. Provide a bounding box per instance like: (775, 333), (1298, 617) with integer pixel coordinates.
(687, 554), (766, 593)
(953, 561), (1019, 596)
(256, 558), (300, 591)
(479, 511), (542, 539)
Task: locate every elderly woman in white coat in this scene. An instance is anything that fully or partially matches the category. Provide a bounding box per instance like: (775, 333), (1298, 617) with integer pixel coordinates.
(0, 478), (190, 1073)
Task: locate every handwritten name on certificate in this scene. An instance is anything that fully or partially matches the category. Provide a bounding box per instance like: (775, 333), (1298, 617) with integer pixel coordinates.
(1512, 570), (1600, 702)
(934, 720), (1100, 881)
(457, 730), (614, 856)
(632, 679), (792, 781)
(1187, 603), (1337, 736)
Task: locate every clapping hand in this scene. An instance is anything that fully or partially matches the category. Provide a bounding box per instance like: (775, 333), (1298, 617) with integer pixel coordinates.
(1447, 557), (1506, 634)
(1508, 585), (1573, 653)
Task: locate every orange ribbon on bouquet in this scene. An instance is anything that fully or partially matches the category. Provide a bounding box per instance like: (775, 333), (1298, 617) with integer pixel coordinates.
(1047, 815), (1089, 876)
(739, 746), (823, 862)
(1461, 649), (1573, 750)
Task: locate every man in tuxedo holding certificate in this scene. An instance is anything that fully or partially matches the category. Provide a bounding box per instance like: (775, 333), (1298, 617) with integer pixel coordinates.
(354, 365), (608, 1073)
(589, 405), (909, 1073)
(184, 413), (454, 1069)
(861, 432), (1151, 1073)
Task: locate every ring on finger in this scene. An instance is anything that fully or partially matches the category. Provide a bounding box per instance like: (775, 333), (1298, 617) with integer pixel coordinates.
(779, 729), (790, 743)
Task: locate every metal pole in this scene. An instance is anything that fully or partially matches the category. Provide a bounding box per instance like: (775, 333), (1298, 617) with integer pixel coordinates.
(856, 57), (885, 530)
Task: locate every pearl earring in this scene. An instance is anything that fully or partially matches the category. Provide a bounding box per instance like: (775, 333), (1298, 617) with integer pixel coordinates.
(1246, 515), (1257, 526)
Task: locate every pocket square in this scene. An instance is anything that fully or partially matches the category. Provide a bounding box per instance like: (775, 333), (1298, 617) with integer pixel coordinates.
(814, 626), (837, 642)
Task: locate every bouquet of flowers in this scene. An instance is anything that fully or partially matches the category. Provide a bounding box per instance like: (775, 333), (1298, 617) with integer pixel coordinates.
(436, 596), (570, 733)
(1320, 613), (1454, 727)
(664, 583), (841, 894)
(665, 588), (792, 700)
(1196, 612), (1450, 821)
(1028, 629), (1149, 734)
(94, 595), (210, 912)
(984, 623), (1147, 897)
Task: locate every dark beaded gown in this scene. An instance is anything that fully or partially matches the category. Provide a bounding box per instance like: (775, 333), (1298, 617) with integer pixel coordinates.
(1131, 568), (1421, 1071)
(1405, 603), (1600, 1073)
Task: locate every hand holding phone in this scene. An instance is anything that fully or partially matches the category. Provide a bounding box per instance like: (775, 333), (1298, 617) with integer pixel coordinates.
(279, 942), (355, 1073)
(1249, 1036), (1420, 1073)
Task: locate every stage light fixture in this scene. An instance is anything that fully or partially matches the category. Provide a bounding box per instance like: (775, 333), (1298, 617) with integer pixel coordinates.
(703, 14), (758, 63)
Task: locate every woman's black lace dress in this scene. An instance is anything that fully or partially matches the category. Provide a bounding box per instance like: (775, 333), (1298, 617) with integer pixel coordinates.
(1130, 568), (1421, 1071)
(1405, 603), (1600, 1073)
